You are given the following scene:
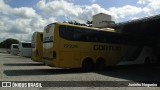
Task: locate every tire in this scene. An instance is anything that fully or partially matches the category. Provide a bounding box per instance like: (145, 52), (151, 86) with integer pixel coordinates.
(82, 58), (94, 72)
(95, 58), (105, 70)
(144, 57), (151, 66)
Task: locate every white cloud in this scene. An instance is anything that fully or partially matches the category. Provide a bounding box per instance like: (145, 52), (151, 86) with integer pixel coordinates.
(91, 0), (96, 3)
(1, 0), (160, 42)
(37, 0), (116, 23)
(138, 0), (160, 14)
(108, 5), (142, 18)
(37, 0), (83, 17)
(0, 0), (57, 42)
(37, 0), (144, 23)
(0, 16), (56, 42)
(137, 0), (151, 4)
(0, 0), (11, 14)
(13, 7), (37, 18)
(0, 0), (37, 18)
(130, 17), (139, 20)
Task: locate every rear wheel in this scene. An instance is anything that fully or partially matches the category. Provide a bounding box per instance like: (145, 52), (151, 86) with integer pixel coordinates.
(95, 58), (105, 70)
(82, 58), (94, 72)
(144, 57), (151, 66)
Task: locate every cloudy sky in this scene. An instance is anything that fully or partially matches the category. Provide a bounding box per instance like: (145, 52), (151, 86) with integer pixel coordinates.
(0, 0), (160, 42)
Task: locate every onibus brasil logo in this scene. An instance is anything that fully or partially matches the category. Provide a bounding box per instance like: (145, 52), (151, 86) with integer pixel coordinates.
(1, 82), (42, 87)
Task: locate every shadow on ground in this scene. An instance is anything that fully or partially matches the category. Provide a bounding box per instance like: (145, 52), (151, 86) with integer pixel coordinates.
(3, 63), (44, 66)
(96, 64), (160, 81)
(3, 64), (160, 81)
(3, 68), (82, 76)
(3, 56), (22, 58)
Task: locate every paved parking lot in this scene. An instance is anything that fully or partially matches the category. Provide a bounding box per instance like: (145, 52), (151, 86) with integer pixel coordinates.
(0, 53), (160, 90)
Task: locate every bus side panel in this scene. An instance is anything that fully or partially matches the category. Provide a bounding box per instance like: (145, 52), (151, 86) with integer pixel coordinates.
(117, 46), (153, 65)
(58, 37), (131, 68)
(31, 48), (36, 61)
(60, 52), (80, 68)
(105, 44), (129, 66)
(37, 33), (43, 62)
(53, 24), (61, 67)
(80, 42), (127, 66)
(59, 38), (81, 68)
(31, 32), (36, 61)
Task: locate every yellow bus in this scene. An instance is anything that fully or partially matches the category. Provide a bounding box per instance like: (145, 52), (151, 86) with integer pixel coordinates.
(43, 22), (154, 71)
(31, 32), (43, 62)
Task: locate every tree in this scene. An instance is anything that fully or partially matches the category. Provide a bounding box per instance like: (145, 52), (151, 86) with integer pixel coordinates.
(0, 38), (19, 48)
(86, 20), (93, 27)
(63, 20), (87, 26)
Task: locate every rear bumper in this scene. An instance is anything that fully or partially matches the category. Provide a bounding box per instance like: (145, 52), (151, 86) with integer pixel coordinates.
(43, 57), (55, 67)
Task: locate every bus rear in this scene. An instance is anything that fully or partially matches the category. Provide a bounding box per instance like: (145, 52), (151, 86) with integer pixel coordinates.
(10, 44), (19, 55)
(19, 42), (32, 57)
(43, 23), (58, 66)
(31, 32), (43, 62)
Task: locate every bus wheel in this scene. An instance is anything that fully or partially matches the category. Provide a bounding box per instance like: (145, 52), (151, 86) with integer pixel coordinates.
(144, 57), (151, 66)
(82, 58), (94, 72)
(95, 58), (105, 71)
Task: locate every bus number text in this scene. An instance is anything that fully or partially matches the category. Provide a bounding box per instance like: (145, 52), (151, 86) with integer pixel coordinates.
(64, 44), (78, 48)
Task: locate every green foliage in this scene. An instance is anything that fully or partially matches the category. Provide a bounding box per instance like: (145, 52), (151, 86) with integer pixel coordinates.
(86, 20), (93, 27)
(0, 38), (19, 48)
(63, 20), (87, 26)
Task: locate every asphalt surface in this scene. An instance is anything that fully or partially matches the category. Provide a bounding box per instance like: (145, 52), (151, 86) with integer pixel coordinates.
(0, 53), (160, 90)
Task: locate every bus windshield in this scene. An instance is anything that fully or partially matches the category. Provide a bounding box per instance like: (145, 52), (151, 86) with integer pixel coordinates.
(13, 45), (18, 48)
(22, 43), (31, 48)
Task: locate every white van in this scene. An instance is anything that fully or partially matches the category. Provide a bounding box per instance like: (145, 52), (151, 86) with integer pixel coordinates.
(19, 42), (32, 57)
(10, 44), (19, 55)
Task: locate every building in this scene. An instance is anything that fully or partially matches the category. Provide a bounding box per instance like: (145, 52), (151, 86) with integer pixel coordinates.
(93, 13), (115, 28)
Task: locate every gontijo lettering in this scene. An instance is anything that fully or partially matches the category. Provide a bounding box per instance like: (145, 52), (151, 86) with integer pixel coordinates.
(93, 45), (121, 51)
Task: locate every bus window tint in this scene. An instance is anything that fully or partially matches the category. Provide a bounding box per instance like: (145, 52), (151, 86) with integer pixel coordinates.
(59, 25), (149, 45)
(13, 45), (18, 48)
(22, 43), (31, 48)
(59, 25), (71, 40)
(73, 27), (83, 40)
(67, 26), (74, 39)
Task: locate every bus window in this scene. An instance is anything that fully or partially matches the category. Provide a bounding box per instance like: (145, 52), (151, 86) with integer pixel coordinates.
(22, 43), (31, 48)
(73, 27), (83, 40)
(13, 45), (18, 48)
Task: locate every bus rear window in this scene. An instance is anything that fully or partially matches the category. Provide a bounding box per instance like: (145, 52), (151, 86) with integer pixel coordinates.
(22, 43), (31, 48)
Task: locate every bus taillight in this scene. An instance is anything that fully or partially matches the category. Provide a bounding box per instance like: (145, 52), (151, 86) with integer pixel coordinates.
(53, 51), (56, 59)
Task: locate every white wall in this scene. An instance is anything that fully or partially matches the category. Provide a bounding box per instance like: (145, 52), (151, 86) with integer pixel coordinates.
(93, 13), (114, 28)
